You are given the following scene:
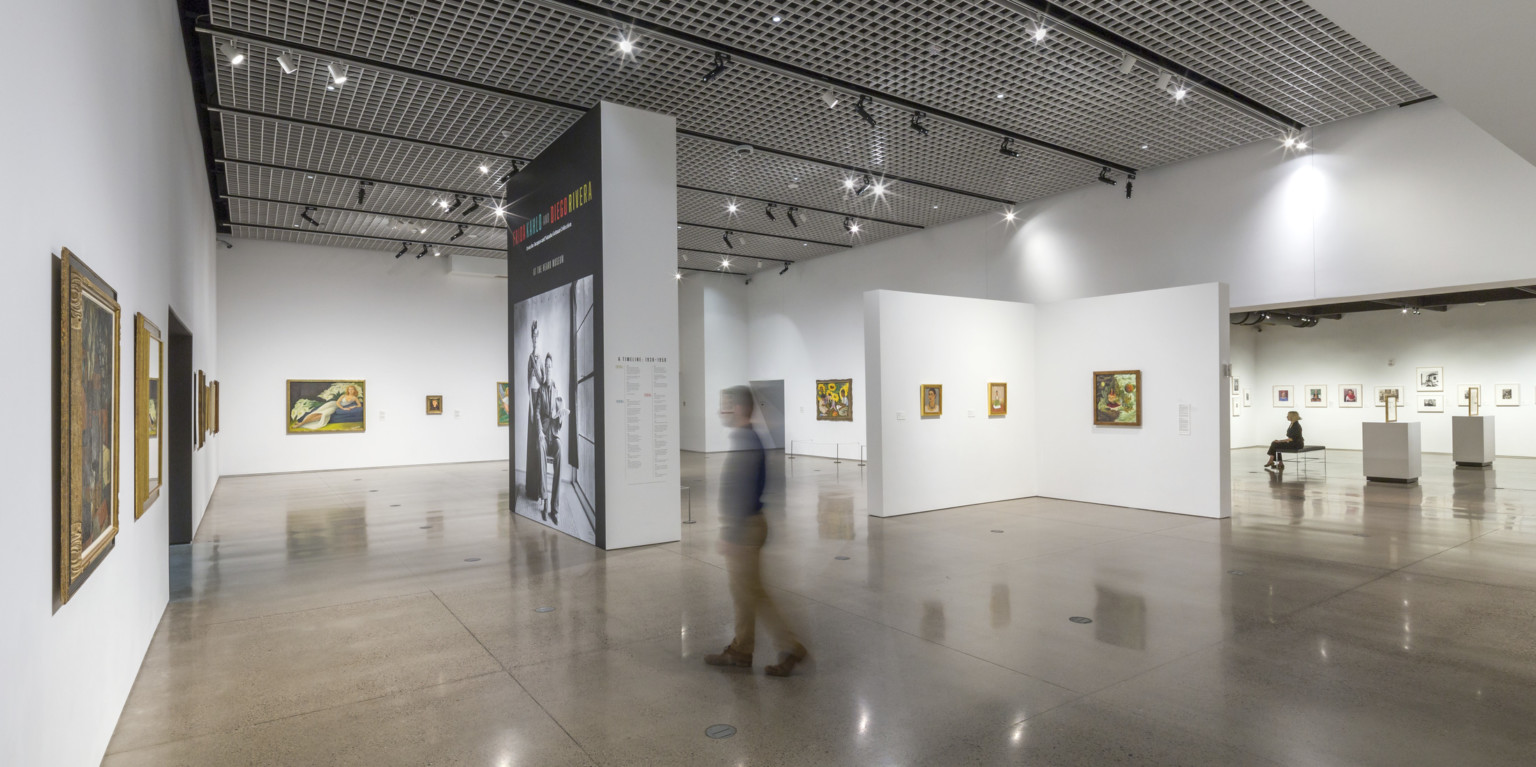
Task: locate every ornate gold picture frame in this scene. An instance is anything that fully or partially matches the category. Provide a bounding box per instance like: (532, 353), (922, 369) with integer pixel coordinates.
(134, 313), (163, 519)
(196, 369), (207, 447)
(988, 382), (1007, 416)
(59, 248), (121, 604)
(920, 384), (943, 417)
(212, 380), (221, 434)
(426, 395), (444, 415)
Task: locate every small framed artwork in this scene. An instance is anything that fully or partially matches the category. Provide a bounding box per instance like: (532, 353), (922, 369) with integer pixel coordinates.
(211, 380), (220, 435)
(1384, 394), (1400, 422)
(1231, 376), (1240, 394)
(288, 380), (367, 433)
(1416, 366), (1444, 392)
(816, 378), (853, 422)
(1092, 370), (1141, 426)
(1373, 386), (1403, 408)
(426, 395), (444, 415)
(920, 384), (943, 417)
(1242, 389), (1251, 407)
(1231, 395), (1241, 417)
(497, 382), (511, 425)
(1493, 384), (1520, 407)
(196, 369), (207, 447)
(1272, 385), (1294, 408)
(1338, 384), (1363, 408)
(1418, 394), (1443, 412)
(1457, 384), (1481, 412)
(988, 382), (1007, 416)
(134, 313), (163, 519)
(1303, 384), (1328, 408)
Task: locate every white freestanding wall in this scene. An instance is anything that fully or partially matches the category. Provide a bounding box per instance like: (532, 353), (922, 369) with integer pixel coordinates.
(865, 291), (1038, 517)
(599, 103), (682, 549)
(217, 240), (510, 475)
(0, 3), (221, 766)
(678, 274), (750, 453)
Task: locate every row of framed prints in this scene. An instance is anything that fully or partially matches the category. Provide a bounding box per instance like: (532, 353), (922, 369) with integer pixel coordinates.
(814, 372), (1142, 426)
(1268, 384), (1520, 409)
(285, 381), (520, 433)
(915, 383), (1011, 417)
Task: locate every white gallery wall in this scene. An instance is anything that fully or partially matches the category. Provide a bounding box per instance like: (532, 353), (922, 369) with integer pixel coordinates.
(1245, 299), (1536, 457)
(865, 291), (1038, 516)
(219, 240), (509, 475)
(678, 274), (749, 452)
(0, 3), (221, 767)
(1229, 327), (1262, 448)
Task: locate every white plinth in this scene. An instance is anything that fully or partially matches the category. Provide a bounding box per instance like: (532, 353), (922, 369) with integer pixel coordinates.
(1452, 416), (1495, 467)
(1362, 422), (1421, 483)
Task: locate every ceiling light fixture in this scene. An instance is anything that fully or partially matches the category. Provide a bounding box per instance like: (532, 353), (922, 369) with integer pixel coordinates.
(701, 52), (731, 82)
(1296, 140), (1309, 150)
(492, 204), (506, 218)
(870, 180), (887, 197)
(462, 197), (482, 217)
(725, 200), (740, 214)
(1156, 71), (1171, 92)
(446, 194), (464, 215)
(820, 90), (841, 109)
(1000, 137), (1021, 157)
(498, 162), (521, 186)
(1097, 167), (1117, 186)
(786, 207), (801, 228)
(676, 272), (683, 280)
(1003, 208), (1018, 223)
(418, 244), (430, 259)
(723, 231), (735, 249)
(910, 111), (929, 136)
(720, 257), (732, 269)
(395, 242), (409, 259)
(1027, 19), (1048, 43)
(779, 263), (790, 275)
(854, 95), (876, 128)
(843, 217), (861, 234)
(356, 180), (372, 205)
(276, 51), (298, 74)
(771, 13), (783, 23)
(327, 62), (348, 85)
(218, 42), (245, 66)
(478, 164), (490, 174)
(450, 224), (466, 242)
(301, 206), (321, 227)
(854, 174), (872, 197)
(1118, 52), (1136, 75)
(765, 202), (778, 221)
(616, 34), (636, 56)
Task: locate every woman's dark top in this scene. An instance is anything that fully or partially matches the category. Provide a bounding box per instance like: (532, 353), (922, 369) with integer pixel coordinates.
(1286, 421), (1303, 448)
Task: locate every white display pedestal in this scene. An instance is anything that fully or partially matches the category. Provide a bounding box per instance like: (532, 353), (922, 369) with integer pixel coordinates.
(1452, 416), (1495, 467)
(1362, 422), (1421, 483)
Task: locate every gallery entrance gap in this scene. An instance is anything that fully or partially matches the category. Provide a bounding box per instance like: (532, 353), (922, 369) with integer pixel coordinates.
(750, 379), (786, 449)
(167, 309), (194, 546)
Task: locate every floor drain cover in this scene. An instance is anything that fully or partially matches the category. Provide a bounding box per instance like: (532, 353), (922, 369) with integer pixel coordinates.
(535, 606), (555, 613)
(705, 724), (737, 739)
(835, 556), (851, 561)
(463, 557), (481, 562)
(1226, 569), (1246, 576)
(1069, 616), (1093, 624)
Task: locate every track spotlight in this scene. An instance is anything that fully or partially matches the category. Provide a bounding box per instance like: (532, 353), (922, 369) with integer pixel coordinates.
(1026, 18), (1048, 43)
(395, 242), (409, 259)
(1097, 167), (1117, 186)
(701, 52), (731, 82)
(723, 231), (735, 249)
(720, 257), (733, 269)
(843, 217), (861, 234)
(327, 62), (348, 85)
(616, 33), (637, 56)
(478, 164), (490, 174)
(854, 95), (876, 128)
(1003, 208), (1017, 223)
(1156, 71), (1171, 92)
(418, 244), (429, 259)
(786, 207), (801, 227)
(218, 42), (245, 66)
(1000, 137), (1021, 157)
(1125, 172), (1136, 199)
(725, 200), (739, 214)
(1171, 83), (1188, 101)
(854, 174), (872, 197)
(676, 272), (683, 280)
(276, 51), (298, 74)
(498, 162), (521, 186)
(446, 194), (464, 214)
(1118, 52), (1136, 75)
(765, 203), (778, 221)
(462, 197), (481, 216)
(356, 180), (372, 206)
(910, 111), (929, 136)
(779, 263), (790, 275)
(492, 203), (506, 218)
(449, 224), (466, 242)
(820, 90), (841, 109)
(301, 206), (321, 227)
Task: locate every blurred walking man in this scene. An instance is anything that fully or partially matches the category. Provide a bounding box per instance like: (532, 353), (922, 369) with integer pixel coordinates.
(704, 386), (808, 677)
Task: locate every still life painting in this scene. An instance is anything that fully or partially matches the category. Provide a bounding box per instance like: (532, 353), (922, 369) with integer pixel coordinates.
(1093, 370), (1140, 426)
(288, 380), (366, 433)
(817, 378), (853, 421)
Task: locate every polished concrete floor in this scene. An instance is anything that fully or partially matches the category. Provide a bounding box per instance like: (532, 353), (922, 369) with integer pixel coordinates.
(104, 449), (1536, 765)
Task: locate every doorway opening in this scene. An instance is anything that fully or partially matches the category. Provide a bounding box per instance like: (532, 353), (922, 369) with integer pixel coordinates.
(166, 309), (194, 546)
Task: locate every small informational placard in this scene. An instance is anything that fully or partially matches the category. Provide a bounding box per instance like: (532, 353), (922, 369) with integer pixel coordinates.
(1178, 403), (1192, 435)
(620, 355), (670, 485)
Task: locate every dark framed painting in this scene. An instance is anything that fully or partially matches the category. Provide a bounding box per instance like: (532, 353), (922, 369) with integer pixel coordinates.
(196, 369), (207, 448)
(920, 384), (943, 417)
(134, 313), (163, 519)
(287, 380), (367, 433)
(816, 378), (852, 421)
(1092, 370), (1141, 427)
(212, 380), (220, 434)
(426, 395), (444, 415)
(497, 382), (511, 425)
(988, 382), (1007, 416)
(59, 248), (121, 604)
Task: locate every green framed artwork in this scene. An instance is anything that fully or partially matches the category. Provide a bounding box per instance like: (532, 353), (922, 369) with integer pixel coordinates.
(497, 382), (511, 425)
(287, 380), (366, 433)
(816, 378), (852, 421)
(1093, 370), (1141, 427)
(59, 248), (121, 604)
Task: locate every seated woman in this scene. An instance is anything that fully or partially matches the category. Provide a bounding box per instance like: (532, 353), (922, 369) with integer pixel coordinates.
(1265, 410), (1303, 470)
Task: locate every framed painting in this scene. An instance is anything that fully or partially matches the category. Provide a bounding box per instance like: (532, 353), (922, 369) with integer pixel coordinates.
(1339, 384), (1363, 408)
(920, 384), (943, 417)
(59, 248), (121, 604)
(1493, 383), (1520, 407)
(134, 313), (163, 519)
(1231, 376), (1240, 394)
(1092, 370), (1141, 427)
(196, 369), (206, 448)
(426, 395), (444, 415)
(1384, 393), (1400, 422)
(497, 382), (511, 425)
(1243, 389), (1251, 407)
(816, 378), (852, 421)
(1373, 386), (1403, 408)
(212, 380), (220, 434)
(1457, 384), (1481, 412)
(988, 382), (1007, 416)
(1418, 394), (1443, 413)
(1416, 366), (1444, 393)
(1271, 385), (1294, 408)
(1231, 395), (1241, 417)
(287, 380), (367, 433)
(1303, 384), (1328, 408)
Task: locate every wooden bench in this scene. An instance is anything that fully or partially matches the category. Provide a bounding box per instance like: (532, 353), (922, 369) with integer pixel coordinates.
(1275, 445), (1326, 476)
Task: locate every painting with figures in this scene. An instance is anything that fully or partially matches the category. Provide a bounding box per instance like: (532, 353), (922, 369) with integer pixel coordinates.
(287, 380), (366, 433)
(817, 379), (853, 421)
(1093, 370), (1141, 426)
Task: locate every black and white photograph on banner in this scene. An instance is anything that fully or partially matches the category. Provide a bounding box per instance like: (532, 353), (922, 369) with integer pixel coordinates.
(513, 275), (597, 544)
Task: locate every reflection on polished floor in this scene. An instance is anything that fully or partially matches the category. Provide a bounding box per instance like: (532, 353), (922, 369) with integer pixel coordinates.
(104, 449), (1536, 765)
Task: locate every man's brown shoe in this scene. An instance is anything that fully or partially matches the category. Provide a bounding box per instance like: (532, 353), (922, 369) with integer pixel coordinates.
(704, 645), (752, 668)
(765, 646), (807, 677)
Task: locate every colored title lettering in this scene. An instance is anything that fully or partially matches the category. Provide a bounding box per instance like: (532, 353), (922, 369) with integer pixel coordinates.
(511, 180), (594, 247)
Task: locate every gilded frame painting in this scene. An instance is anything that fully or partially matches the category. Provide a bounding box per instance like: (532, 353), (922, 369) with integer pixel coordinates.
(426, 395), (444, 415)
(212, 380), (220, 434)
(59, 248), (121, 604)
(1092, 370), (1141, 427)
(134, 313), (163, 519)
(920, 384), (943, 417)
(816, 378), (852, 422)
(497, 382), (511, 425)
(287, 380), (367, 433)
(988, 382), (1007, 416)
(196, 369), (206, 448)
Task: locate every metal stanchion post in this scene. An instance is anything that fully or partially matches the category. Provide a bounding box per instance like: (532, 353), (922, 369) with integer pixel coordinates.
(834, 442), (842, 464)
(859, 443), (866, 467)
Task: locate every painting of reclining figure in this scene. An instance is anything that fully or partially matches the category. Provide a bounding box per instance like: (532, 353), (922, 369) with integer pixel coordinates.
(288, 380), (366, 433)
